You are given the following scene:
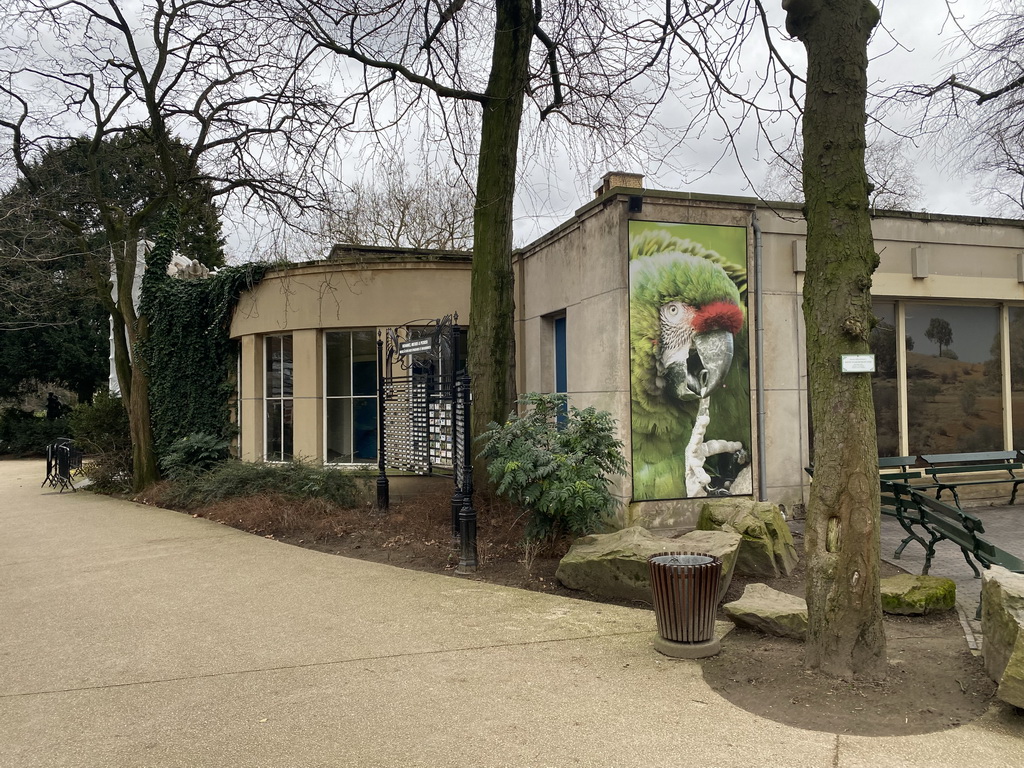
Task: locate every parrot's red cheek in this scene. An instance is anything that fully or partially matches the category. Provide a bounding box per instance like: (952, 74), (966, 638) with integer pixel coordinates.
(694, 301), (744, 334)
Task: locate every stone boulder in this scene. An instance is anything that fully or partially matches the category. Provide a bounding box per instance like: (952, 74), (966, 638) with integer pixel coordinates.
(555, 526), (741, 604)
(880, 574), (956, 615)
(723, 583), (808, 640)
(980, 566), (1024, 709)
(697, 499), (799, 578)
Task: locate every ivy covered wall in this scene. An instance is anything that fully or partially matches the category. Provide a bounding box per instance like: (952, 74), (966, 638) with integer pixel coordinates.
(140, 212), (269, 459)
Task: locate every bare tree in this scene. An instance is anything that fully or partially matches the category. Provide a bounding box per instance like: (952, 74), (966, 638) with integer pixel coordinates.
(762, 136), (922, 210)
(278, 0), (892, 678)
(0, 0), (345, 488)
(907, 2), (1024, 215)
(275, 0), (683, 439)
(319, 157), (474, 250)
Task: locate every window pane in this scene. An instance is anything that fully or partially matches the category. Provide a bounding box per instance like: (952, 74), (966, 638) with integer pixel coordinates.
(280, 335), (293, 397)
(353, 397), (378, 462)
(905, 304), (1002, 454)
(325, 398), (352, 463)
(554, 315), (567, 393)
(266, 336), (281, 397)
(326, 332), (352, 397)
(870, 302), (898, 457)
(1011, 307), (1024, 447)
(267, 400), (282, 461)
(282, 400), (293, 460)
(352, 330), (378, 396)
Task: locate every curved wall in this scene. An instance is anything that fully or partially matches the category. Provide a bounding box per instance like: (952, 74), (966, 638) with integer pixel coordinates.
(230, 255), (471, 462)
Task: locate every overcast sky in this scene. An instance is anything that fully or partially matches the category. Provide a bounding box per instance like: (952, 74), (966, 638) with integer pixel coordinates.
(507, 0), (996, 247)
(206, 1), (997, 259)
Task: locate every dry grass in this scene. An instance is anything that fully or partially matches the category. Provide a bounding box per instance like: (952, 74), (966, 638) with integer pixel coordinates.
(141, 476), (576, 589)
(197, 493), (360, 540)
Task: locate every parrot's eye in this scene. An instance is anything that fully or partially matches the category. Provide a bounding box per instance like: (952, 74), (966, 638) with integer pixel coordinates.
(660, 301), (688, 326)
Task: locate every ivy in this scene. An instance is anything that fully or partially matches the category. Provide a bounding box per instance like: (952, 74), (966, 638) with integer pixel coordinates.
(140, 212), (269, 460)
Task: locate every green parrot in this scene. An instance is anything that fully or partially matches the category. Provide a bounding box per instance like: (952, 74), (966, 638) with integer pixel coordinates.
(629, 231), (751, 500)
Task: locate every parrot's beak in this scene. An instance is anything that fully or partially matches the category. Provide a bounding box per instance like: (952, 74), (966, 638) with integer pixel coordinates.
(677, 329), (734, 400)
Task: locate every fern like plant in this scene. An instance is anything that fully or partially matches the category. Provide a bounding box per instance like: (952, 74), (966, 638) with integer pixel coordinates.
(478, 393), (627, 543)
(159, 432), (230, 479)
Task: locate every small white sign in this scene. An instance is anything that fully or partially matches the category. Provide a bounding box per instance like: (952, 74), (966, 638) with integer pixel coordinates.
(399, 337), (433, 356)
(841, 354), (875, 373)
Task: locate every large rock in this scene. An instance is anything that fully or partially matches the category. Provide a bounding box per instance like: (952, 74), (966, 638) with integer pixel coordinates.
(981, 566), (1024, 709)
(697, 499), (799, 578)
(555, 526), (741, 604)
(880, 574), (956, 615)
(723, 583), (808, 640)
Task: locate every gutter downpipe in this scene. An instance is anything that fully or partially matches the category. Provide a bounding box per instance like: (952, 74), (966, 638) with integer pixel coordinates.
(752, 209), (767, 502)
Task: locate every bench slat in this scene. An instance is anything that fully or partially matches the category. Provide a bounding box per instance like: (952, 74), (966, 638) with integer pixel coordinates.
(921, 451), (1018, 464)
(925, 464), (1022, 476)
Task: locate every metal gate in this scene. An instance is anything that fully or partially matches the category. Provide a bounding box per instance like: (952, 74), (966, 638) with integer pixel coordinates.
(375, 314), (476, 570)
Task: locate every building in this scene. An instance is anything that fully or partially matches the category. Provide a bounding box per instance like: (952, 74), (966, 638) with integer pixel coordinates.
(230, 174), (1024, 529)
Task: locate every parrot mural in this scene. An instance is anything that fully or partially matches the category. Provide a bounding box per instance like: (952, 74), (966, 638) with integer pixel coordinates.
(629, 223), (752, 501)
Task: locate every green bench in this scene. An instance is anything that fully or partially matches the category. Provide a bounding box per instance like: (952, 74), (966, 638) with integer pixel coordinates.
(877, 455), (920, 474)
(918, 451), (1024, 508)
(899, 485), (1024, 617)
(880, 477), (933, 562)
(884, 481), (1024, 576)
(913, 485), (1024, 619)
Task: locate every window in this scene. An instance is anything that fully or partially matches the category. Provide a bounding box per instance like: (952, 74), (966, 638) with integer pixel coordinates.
(1011, 307), (1024, 448)
(553, 314), (567, 422)
(869, 302), (898, 457)
(325, 330), (378, 464)
(265, 335), (293, 461)
(553, 314), (567, 394)
(904, 303), (1002, 454)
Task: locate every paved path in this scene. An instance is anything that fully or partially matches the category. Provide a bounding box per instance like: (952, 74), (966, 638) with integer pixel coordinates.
(2, 460), (1022, 767)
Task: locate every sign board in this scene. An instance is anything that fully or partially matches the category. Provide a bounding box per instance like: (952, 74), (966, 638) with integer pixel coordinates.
(399, 337), (434, 356)
(841, 354), (875, 373)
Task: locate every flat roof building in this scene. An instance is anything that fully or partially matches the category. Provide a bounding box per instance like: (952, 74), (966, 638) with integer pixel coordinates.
(231, 179), (1024, 529)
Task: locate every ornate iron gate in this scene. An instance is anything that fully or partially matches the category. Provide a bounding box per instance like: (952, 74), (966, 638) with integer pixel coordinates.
(375, 314), (476, 570)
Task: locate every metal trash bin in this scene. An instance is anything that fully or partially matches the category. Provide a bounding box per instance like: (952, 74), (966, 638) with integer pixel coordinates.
(648, 552), (722, 658)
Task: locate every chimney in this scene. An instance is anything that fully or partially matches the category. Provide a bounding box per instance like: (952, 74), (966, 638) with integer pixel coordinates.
(595, 171), (644, 197)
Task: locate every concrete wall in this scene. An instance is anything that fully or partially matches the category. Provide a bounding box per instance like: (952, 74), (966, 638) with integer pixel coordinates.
(517, 190), (1024, 529)
(516, 192), (761, 529)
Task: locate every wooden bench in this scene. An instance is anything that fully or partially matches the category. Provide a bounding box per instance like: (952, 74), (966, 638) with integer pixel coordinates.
(902, 487), (1024, 617)
(918, 451), (1024, 508)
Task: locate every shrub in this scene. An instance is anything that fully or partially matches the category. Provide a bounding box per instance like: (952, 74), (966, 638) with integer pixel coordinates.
(959, 382), (979, 417)
(68, 391), (132, 492)
(477, 393), (627, 543)
(909, 380), (940, 403)
(162, 459), (365, 510)
(0, 408), (70, 456)
(69, 391), (131, 452)
(159, 433), (230, 479)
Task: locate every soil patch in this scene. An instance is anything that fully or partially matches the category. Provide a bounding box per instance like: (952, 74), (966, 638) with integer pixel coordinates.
(144, 485), (1001, 735)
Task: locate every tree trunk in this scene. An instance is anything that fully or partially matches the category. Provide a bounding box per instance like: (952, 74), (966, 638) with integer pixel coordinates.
(128, 316), (159, 491)
(111, 237), (160, 491)
(784, 0), (887, 679)
(468, 0), (534, 443)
